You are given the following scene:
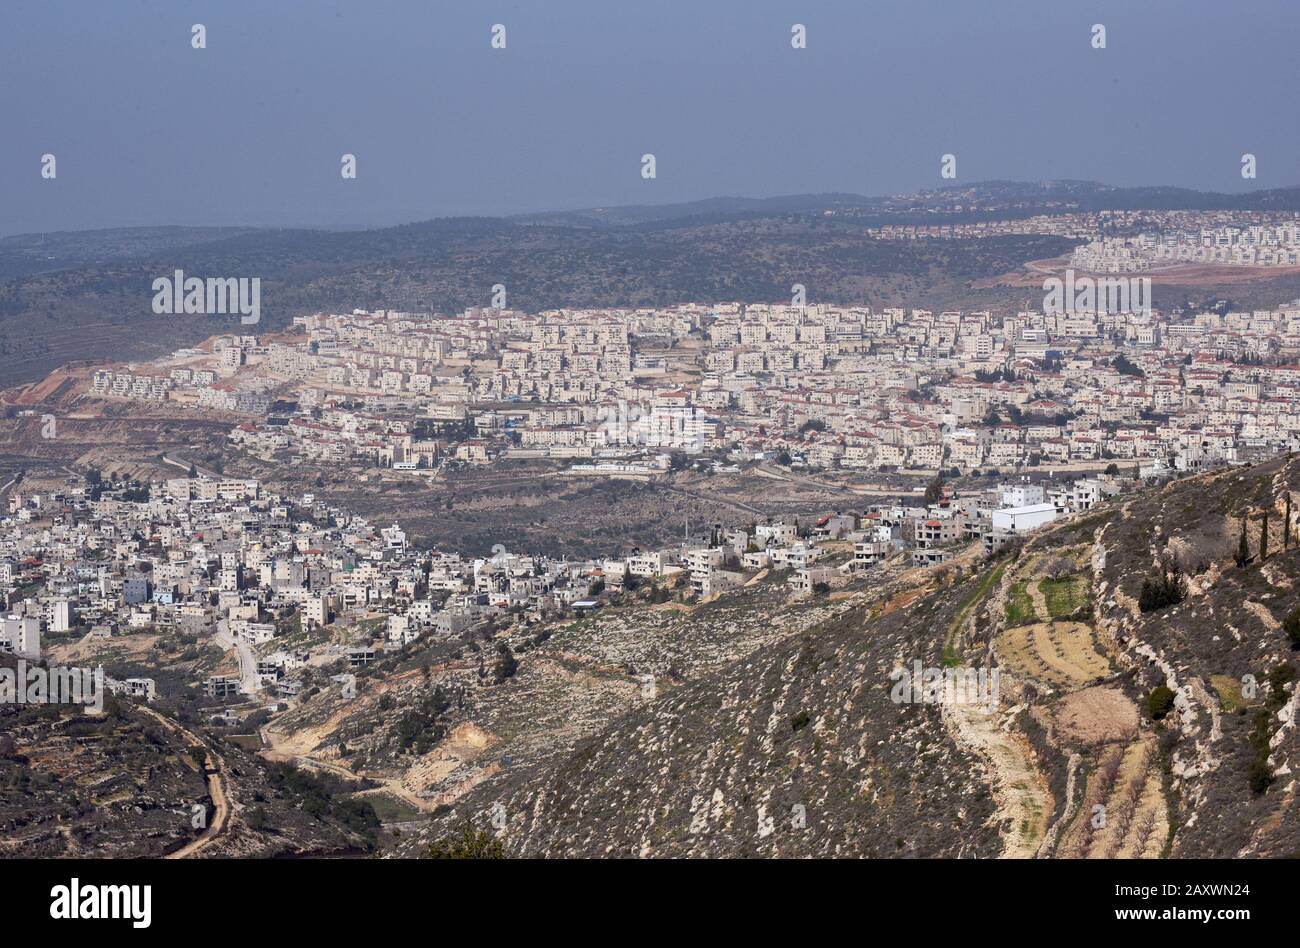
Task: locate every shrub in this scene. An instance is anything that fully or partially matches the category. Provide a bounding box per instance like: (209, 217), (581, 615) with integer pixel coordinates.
(1138, 570), (1185, 613)
(1284, 609), (1300, 650)
(1245, 664), (1296, 796)
(1248, 758), (1273, 795)
(1267, 662), (1296, 706)
(1041, 556), (1075, 580)
(428, 824), (505, 859)
(492, 643), (519, 684)
(1147, 685), (1176, 721)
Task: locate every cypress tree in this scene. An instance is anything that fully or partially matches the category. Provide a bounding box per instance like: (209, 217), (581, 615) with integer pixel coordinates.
(1236, 516), (1251, 568)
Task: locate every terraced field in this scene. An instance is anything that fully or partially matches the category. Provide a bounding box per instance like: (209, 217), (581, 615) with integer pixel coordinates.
(996, 621), (1113, 689)
(1005, 581), (1039, 626)
(1004, 568), (1090, 628)
(1041, 574), (1089, 617)
(1055, 736), (1169, 859)
(986, 546), (1169, 859)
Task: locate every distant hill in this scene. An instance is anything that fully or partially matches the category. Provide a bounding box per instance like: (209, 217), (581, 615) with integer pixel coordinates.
(4, 179), (1300, 388)
(0, 217), (1070, 387)
(0, 226), (262, 281)
(511, 192), (886, 227)
(514, 180), (1300, 227)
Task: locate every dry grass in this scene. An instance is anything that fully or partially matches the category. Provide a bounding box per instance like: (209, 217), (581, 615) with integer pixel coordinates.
(1056, 737), (1168, 858)
(996, 621), (1112, 689)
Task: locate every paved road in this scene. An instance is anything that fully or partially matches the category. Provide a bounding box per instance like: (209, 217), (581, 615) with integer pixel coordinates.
(160, 453), (220, 479)
(214, 621), (260, 695)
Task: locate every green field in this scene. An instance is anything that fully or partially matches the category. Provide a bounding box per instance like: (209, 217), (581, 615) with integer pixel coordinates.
(1005, 581), (1038, 627)
(1041, 574), (1088, 618)
(362, 792), (423, 824)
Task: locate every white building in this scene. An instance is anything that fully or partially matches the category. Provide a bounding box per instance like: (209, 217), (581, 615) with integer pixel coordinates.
(1000, 484), (1046, 508)
(1, 614), (41, 660)
(48, 598), (72, 632)
(990, 503), (1058, 534)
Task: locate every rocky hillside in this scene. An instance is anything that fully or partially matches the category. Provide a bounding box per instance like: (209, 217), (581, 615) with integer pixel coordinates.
(0, 691), (379, 858)
(1087, 455), (1300, 857)
(392, 567), (1007, 857)
(395, 457), (1300, 858)
(264, 568), (914, 821)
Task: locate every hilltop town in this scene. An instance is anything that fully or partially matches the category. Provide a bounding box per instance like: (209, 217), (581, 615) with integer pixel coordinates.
(65, 291), (1300, 487)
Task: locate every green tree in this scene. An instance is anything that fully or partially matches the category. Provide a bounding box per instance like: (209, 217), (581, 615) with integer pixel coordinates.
(428, 824), (505, 859)
(1285, 609), (1300, 650)
(1147, 685), (1176, 721)
(1138, 569), (1185, 613)
(924, 475), (945, 505)
(492, 643), (518, 684)
(1235, 516), (1251, 568)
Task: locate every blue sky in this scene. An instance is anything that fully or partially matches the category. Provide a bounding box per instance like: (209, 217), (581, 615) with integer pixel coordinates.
(2, 0), (1297, 235)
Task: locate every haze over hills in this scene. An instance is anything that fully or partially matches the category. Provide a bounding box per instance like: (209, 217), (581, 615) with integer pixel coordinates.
(4, 179), (1300, 389)
(513, 180), (1300, 228)
(12, 179), (1300, 251)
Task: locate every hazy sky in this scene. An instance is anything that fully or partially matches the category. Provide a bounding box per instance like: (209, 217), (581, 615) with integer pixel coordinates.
(3, 0), (1298, 237)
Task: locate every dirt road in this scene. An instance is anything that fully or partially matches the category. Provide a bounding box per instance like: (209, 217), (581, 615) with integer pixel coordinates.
(139, 706), (232, 858)
(260, 725), (435, 815)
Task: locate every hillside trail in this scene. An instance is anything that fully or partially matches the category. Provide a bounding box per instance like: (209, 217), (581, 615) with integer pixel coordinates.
(138, 706), (232, 859)
(940, 552), (1052, 857)
(943, 695), (1052, 857)
(1026, 580), (1049, 620)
